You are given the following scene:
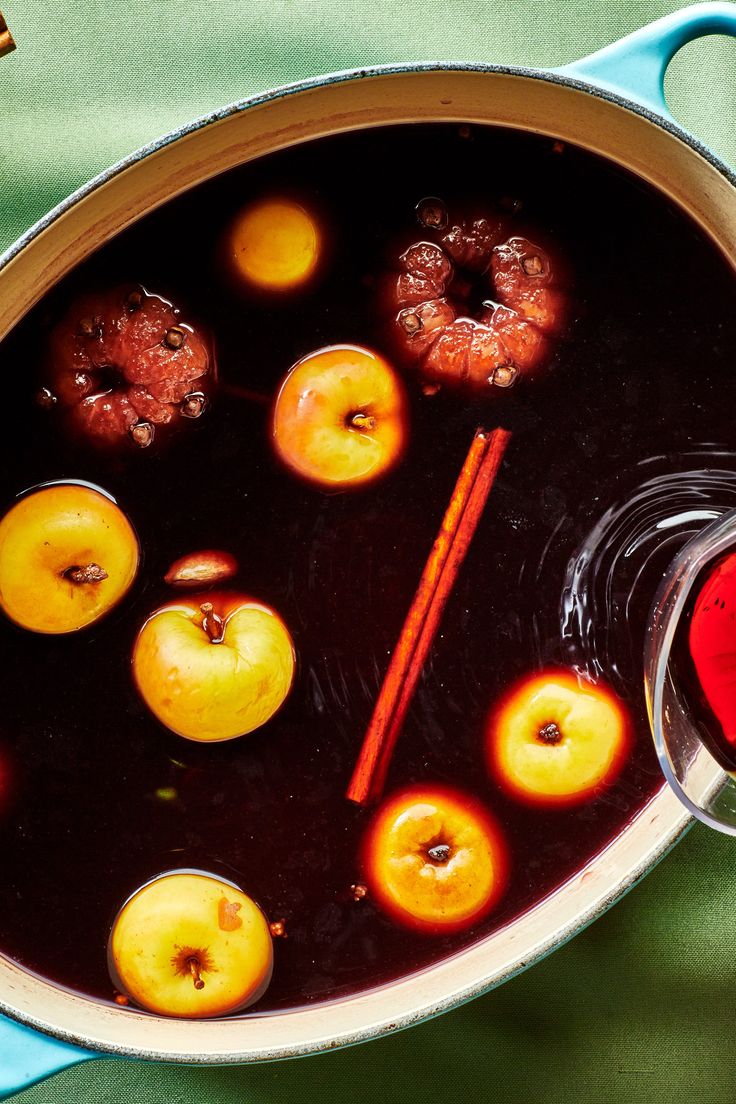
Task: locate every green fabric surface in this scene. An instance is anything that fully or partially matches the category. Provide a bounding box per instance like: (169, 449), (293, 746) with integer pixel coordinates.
(2, 1), (736, 1101)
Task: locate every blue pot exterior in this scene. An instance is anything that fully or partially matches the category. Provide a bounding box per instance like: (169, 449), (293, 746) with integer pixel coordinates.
(0, 1018), (95, 1100)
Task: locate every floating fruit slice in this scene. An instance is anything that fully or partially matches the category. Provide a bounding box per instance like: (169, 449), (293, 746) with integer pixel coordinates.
(164, 549), (238, 589)
(133, 592), (295, 742)
(362, 785), (507, 934)
(108, 870), (273, 1018)
(226, 198), (320, 291)
(487, 670), (630, 806)
(272, 344), (408, 490)
(0, 483), (139, 634)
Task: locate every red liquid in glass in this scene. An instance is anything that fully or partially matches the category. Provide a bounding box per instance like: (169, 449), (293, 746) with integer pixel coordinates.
(680, 553), (736, 771)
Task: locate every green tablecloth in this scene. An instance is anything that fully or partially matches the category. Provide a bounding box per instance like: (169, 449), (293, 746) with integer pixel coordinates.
(2, 2), (736, 1100)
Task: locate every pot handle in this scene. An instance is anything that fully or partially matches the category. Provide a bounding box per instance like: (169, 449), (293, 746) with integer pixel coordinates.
(0, 1015), (100, 1099)
(555, 1), (736, 120)
(0, 10), (14, 58)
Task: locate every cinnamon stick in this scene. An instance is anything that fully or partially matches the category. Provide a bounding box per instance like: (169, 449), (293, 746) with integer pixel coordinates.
(0, 12), (15, 58)
(346, 426), (511, 805)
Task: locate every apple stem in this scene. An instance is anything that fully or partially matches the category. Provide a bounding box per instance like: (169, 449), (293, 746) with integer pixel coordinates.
(187, 957), (205, 990)
(349, 412), (376, 432)
(200, 602), (225, 644)
(63, 563), (108, 585)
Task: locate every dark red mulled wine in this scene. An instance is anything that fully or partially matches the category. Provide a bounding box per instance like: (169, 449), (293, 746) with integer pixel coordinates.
(1, 122), (735, 1014)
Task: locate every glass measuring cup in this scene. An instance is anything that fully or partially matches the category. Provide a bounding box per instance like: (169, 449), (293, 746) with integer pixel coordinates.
(645, 509), (736, 835)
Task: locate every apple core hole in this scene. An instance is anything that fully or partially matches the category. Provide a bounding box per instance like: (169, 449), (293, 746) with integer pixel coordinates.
(93, 364), (127, 393)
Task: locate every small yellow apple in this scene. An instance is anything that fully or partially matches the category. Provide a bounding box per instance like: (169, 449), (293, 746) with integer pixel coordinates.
(226, 198), (320, 291)
(108, 870), (273, 1018)
(271, 344), (408, 489)
(362, 785), (507, 934)
(488, 670), (630, 805)
(0, 482), (139, 634)
(133, 592), (295, 742)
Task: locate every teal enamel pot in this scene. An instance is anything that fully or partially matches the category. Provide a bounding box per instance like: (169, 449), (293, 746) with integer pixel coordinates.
(1, 3), (736, 1095)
